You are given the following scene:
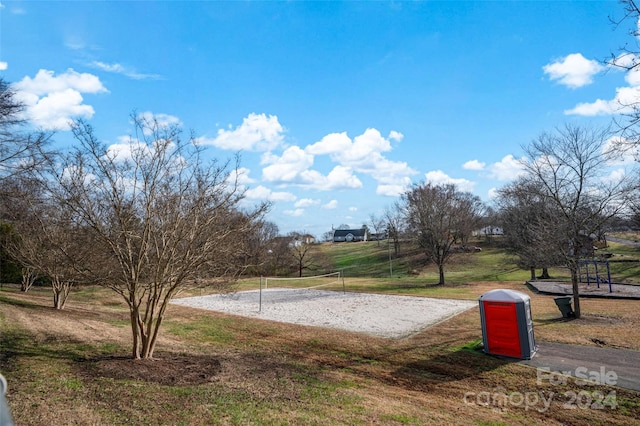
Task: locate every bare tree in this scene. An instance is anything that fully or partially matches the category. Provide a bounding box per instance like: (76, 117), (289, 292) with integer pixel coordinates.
(3, 176), (89, 308)
(402, 183), (483, 285)
(600, 0), (640, 158)
(369, 214), (385, 246)
(520, 124), (638, 318)
(20, 266), (37, 292)
(0, 78), (51, 180)
(495, 179), (565, 280)
(383, 206), (403, 257)
(288, 232), (316, 277)
(49, 114), (268, 359)
(245, 220), (280, 276)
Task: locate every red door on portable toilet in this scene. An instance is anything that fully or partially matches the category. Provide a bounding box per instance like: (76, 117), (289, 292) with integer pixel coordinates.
(479, 289), (536, 360)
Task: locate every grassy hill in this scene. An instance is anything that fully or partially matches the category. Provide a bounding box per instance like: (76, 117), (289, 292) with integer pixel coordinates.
(308, 237), (640, 286)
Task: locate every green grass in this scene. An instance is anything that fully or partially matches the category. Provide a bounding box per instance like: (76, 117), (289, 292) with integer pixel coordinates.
(303, 238), (637, 286)
(165, 317), (236, 345)
(232, 238), (638, 296)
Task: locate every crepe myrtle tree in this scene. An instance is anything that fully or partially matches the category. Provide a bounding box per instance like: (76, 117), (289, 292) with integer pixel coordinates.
(495, 179), (566, 281)
(402, 182), (484, 285)
(2, 174), (90, 308)
(520, 124), (638, 318)
(52, 114), (269, 359)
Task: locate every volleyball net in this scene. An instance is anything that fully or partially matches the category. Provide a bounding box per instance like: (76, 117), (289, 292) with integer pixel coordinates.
(258, 271), (345, 311)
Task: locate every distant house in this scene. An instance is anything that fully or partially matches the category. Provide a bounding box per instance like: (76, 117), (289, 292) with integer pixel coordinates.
(474, 226), (504, 237)
(333, 228), (368, 242)
(289, 234), (316, 247)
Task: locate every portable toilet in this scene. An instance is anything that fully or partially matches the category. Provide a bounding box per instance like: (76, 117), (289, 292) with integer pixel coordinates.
(479, 289), (536, 360)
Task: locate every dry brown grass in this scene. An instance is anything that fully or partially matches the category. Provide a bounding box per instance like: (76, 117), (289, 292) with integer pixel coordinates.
(1, 282), (639, 425)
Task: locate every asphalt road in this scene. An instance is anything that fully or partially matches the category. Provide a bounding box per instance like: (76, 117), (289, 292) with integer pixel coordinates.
(521, 341), (640, 392)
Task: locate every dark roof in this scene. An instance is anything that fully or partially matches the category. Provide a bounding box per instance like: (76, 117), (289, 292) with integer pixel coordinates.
(333, 228), (366, 237)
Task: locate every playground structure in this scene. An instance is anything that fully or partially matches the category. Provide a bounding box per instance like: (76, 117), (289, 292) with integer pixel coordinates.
(578, 259), (613, 293)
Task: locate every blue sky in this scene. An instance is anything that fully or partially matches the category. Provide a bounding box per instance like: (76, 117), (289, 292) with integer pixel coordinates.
(1, 1), (637, 237)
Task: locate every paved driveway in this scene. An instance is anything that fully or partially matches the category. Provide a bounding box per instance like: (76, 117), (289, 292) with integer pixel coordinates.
(521, 341), (640, 392)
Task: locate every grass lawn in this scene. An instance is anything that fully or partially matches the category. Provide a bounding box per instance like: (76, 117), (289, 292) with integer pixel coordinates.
(1, 279), (640, 426)
(1, 239), (639, 425)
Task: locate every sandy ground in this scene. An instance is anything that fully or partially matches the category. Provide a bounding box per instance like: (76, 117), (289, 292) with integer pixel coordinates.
(171, 289), (477, 338)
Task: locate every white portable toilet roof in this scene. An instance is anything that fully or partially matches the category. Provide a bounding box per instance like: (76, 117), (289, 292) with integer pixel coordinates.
(479, 289), (530, 303)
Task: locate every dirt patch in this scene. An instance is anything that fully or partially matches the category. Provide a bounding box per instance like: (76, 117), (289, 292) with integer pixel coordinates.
(76, 353), (223, 386)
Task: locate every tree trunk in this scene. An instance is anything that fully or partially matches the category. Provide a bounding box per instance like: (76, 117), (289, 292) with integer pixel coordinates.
(539, 268), (551, 279)
(21, 268), (36, 292)
(438, 264), (445, 285)
(130, 306), (142, 359)
(571, 267), (581, 319)
(128, 298), (168, 359)
(530, 267), (536, 281)
(51, 277), (72, 309)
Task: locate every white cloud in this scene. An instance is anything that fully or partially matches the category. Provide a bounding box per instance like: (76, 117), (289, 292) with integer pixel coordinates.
(323, 200), (338, 209)
(488, 188), (500, 199)
(105, 139), (142, 163)
(244, 185), (296, 202)
(14, 69), (106, 96)
(0, 61), (7, 71)
(625, 66), (640, 86)
(202, 113), (285, 151)
(283, 208), (304, 217)
(564, 48), (640, 117)
(316, 166), (362, 190)
(603, 136), (639, 165)
(462, 159), (485, 171)
(304, 127), (417, 194)
(294, 198), (320, 208)
(348, 207), (358, 212)
(565, 86), (640, 116)
(609, 52), (640, 85)
(136, 111), (182, 135)
(602, 168), (627, 184)
(543, 53), (604, 88)
(230, 167), (255, 185)
(424, 170), (476, 193)
(88, 61), (161, 80)
(388, 130), (404, 141)
(262, 146), (314, 183)
(13, 69), (107, 130)
(486, 155), (526, 181)
(305, 132), (352, 155)
(376, 183), (410, 197)
(262, 146), (362, 190)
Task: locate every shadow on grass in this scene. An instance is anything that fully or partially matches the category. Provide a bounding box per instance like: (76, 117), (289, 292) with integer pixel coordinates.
(388, 344), (515, 392)
(0, 294), (44, 310)
(0, 327), (122, 370)
(535, 317), (575, 326)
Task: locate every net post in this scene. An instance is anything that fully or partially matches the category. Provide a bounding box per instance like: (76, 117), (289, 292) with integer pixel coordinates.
(341, 270), (345, 294)
(259, 276), (263, 312)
